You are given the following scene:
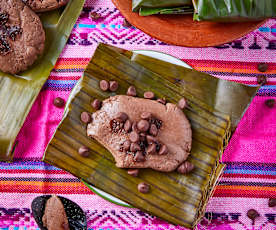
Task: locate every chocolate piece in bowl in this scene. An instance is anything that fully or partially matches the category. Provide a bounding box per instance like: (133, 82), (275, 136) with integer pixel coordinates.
(87, 95), (192, 172)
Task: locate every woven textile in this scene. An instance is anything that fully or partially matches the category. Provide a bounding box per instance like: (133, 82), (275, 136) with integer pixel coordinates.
(0, 0), (275, 229)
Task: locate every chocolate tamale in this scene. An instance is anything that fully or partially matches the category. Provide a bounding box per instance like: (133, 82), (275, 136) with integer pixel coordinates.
(0, 0), (85, 161)
(43, 44), (258, 228)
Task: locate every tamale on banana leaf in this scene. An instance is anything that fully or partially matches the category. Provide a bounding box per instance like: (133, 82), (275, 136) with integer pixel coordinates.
(193, 0), (276, 21)
(43, 43), (258, 228)
(0, 0), (85, 162)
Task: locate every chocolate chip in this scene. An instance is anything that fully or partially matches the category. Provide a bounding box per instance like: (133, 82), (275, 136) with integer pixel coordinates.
(149, 124), (158, 137)
(123, 19), (132, 28)
(129, 131), (140, 143)
(109, 81), (119, 92)
(127, 86), (136, 96)
(123, 140), (131, 151)
(53, 97), (65, 108)
(115, 112), (128, 122)
(258, 63), (268, 72)
(132, 122), (139, 133)
(80, 112), (92, 123)
(137, 120), (150, 132)
(268, 198), (276, 207)
(158, 145), (168, 155)
(247, 209), (260, 224)
(91, 99), (102, 110)
(177, 161), (194, 174)
(127, 169), (139, 177)
(90, 12), (101, 20)
(138, 182), (150, 193)
(146, 135), (157, 144)
(265, 99), (275, 108)
(144, 91), (155, 99)
(130, 143), (141, 152)
(99, 80), (109, 91)
(147, 143), (156, 154)
(157, 98), (166, 104)
(140, 112), (152, 120)
(257, 75), (267, 85)
(124, 120), (132, 132)
(134, 151), (145, 162)
(78, 146), (90, 157)
(178, 98), (187, 109)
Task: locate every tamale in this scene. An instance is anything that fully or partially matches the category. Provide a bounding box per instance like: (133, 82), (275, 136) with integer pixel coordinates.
(0, 0), (85, 161)
(43, 43), (259, 228)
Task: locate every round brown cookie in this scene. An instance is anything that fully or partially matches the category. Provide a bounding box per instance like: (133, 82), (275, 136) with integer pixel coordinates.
(0, 0), (45, 74)
(22, 0), (69, 12)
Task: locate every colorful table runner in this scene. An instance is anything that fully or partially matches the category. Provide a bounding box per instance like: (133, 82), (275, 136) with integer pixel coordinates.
(0, 0), (275, 229)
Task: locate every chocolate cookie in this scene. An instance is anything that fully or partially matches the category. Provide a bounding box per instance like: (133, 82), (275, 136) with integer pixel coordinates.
(22, 0), (69, 12)
(0, 0), (45, 74)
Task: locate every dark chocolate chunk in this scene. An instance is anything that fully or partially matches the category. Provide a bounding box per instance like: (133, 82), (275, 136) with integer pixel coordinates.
(177, 161), (194, 174)
(124, 120), (132, 132)
(78, 146), (90, 157)
(109, 81), (119, 92)
(90, 12), (101, 20)
(157, 98), (166, 104)
(146, 135), (157, 144)
(99, 80), (109, 91)
(138, 182), (150, 193)
(127, 86), (136, 96)
(127, 169), (139, 177)
(129, 131), (140, 143)
(115, 112), (128, 122)
(140, 112), (152, 120)
(158, 145), (168, 155)
(91, 99), (102, 110)
(257, 75), (267, 85)
(247, 209), (260, 224)
(144, 91), (155, 99)
(134, 151), (145, 162)
(178, 98), (187, 109)
(147, 143), (156, 154)
(149, 124), (158, 137)
(130, 143), (141, 152)
(80, 112), (92, 124)
(268, 198), (276, 207)
(137, 120), (150, 132)
(265, 99), (275, 108)
(123, 140), (131, 151)
(123, 18), (132, 28)
(257, 63), (268, 72)
(53, 97), (65, 108)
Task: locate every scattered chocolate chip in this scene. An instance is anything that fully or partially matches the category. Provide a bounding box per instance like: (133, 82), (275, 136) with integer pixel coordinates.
(115, 112), (128, 122)
(138, 182), (150, 193)
(124, 120), (132, 132)
(53, 97), (65, 108)
(147, 143), (156, 154)
(178, 98), (187, 109)
(257, 75), (267, 85)
(140, 112), (152, 120)
(123, 18), (132, 28)
(134, 151), (145, 162)
(158, 145), (168, 155)
(99, 80), (109, 91)
(137, 120), (150, 132)
(265, 99), (275, 108)
(109, 81), (119, 92)
(127, 169), (139, 177)
(268, 198), (276, 207)
(78, 146), (90, 157)
(123, 140), (131, 151)
(130, 143), (141, 152)
(144, 91), (155, 99)
(90, 12), (101, 20)
(257, 63), (268, 72)
(91, 99), (102, 110)
(127, 86), (137, 96)
(157, 98), (166, 105)
(80, 112), (92, 124)
(129, 131), (140, 143)
(132, 122), (139, 133)
(177, 161), (194, 174)
(247, 209), (260, 224)
(146, 135), (157, 144)
(149, 124), (158, 137)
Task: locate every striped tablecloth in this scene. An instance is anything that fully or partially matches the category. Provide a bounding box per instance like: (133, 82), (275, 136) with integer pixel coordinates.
(0, 0), (275, 229)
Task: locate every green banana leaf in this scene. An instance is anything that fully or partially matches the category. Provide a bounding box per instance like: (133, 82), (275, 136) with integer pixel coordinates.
(0, 0), (85, 162)
(43, 43), (258, 228)
(139, 6), (194, 16)
(193, 0), (276, 21)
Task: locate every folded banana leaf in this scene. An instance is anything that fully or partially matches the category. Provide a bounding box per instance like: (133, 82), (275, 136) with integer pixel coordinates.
(193, 0), (276, 21)
(43, 43), (258, 228)
(0, 0), (85, 162)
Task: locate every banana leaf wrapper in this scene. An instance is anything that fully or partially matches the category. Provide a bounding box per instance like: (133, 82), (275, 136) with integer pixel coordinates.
(193, 0), (276, 22)
(0, 0), (85, 162)
(43, 44), (258, 228)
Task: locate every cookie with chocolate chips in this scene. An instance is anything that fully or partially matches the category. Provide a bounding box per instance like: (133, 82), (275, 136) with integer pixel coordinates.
(22, 0), (69, 12)
(0, 0), (45, 74)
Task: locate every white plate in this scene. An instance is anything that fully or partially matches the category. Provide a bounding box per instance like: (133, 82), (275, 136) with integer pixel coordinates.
(85, 50), (191, 208)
